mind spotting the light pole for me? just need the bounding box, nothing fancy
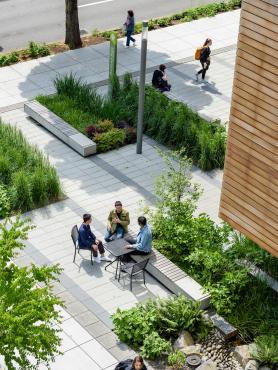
[136,21,148,154]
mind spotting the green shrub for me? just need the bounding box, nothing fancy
[141,332,171,360]
[168,350,186,369]
[28,41,50,58]
[96,119,113,132]
[0,52,20,66]
[112,295,211,351]
[0,184,11,218]
[112,305,157,348]
[94,128,125,152]
[251,335,278,368]
[230,232,278,280]
[144,296,212,340]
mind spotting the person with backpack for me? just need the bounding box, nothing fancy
[124,10,136,47]
[195,38,212,82]
[115,356,147,370]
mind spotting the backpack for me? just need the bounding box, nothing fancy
[114,359,133,370]
[195,46,204,60]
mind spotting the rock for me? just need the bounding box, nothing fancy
[182,344,201,355]
[245,360,259,370]
[233,345,252,367]
[259,367,271,370]
[173,331,194,350]
[196,360,218,370]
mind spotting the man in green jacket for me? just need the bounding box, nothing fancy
[104,201,130,242]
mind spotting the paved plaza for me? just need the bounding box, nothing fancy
[0,10,239,370]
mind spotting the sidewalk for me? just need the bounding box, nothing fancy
[0,10,239,370]
[0,9,239,112]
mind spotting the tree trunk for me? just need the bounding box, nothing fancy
[65,0,82,49]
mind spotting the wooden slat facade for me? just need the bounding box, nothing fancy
[219,0,278,257]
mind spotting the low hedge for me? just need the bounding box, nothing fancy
[0,121,62,217]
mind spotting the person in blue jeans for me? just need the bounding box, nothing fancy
[105,201,130,242]
[124,10,136,47]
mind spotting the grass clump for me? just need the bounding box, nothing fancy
[0,122,62,216]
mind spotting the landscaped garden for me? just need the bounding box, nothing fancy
[37,74,226,170]
[112,150,278,370]
[0,122,62,218]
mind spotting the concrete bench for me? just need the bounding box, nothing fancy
[130,247,210,309]
[24,100,96,157]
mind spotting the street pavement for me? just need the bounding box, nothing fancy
[0,10,239,370]
[0,8,239,122]
[0,0,220,51]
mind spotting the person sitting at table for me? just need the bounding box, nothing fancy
[105,201,130,242]
[126,216,152,256]
[78,213,111,263]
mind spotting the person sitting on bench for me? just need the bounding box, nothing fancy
[152,64,171,92]
[105,201,130,242]
[126,216,152,256]
[78,213,111,263]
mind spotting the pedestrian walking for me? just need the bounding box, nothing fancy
[195,38,212,82]
[124,10,136,47]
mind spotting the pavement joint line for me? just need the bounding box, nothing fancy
[88,155,158,204]
[0,43,236,114]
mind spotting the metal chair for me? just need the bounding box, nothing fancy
[71,225,93,265]
[118,258,149,291]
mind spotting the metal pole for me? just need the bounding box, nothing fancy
[108,32,118,98]
[136,21,148,154]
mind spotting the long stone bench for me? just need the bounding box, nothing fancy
[130,247,210,309]
[24,100,96,157]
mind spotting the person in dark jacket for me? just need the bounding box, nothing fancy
[152,64,171,92]
[78,213,111,263]
[115,356,147,370]
[124,10,136,47]
[196,38,212,82]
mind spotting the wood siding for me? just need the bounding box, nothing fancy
[219,0,278,257]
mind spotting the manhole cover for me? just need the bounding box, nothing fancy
[186,354,202,368]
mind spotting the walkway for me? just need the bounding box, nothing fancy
[0,9,239,112]
[0,9,239,370]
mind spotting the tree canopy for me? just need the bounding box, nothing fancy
[0,217,63,369]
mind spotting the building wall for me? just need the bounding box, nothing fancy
[219,0,278,257]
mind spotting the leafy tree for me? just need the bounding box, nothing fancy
[65,0,82,49]
[0,217,63,369]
